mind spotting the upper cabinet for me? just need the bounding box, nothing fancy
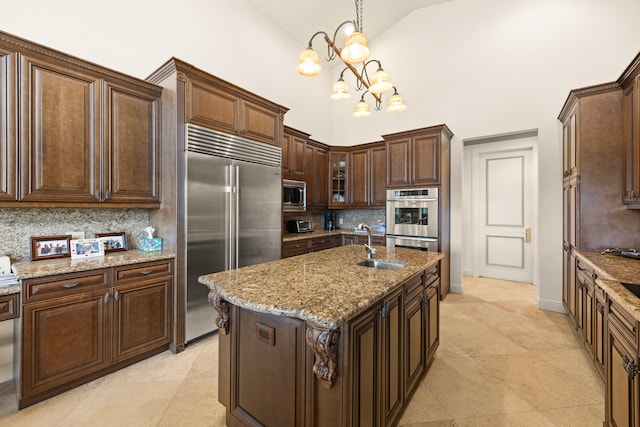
[350,142,386,208]
[185,71,287,147]
[0,30,162,207]
[306,139,329,208]
[0,46,16,201]
[619,53,640,208]
[282,126,308,179]
[329,151,348,208]
[384,126,452,188]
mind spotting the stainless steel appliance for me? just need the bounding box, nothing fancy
[286,219,314,233]
[283,179,306,212]
[185,124,282,342]
[386,188,439,251]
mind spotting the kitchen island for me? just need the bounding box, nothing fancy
[199,244,443,427]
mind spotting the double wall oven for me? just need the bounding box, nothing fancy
[386,188,439,252]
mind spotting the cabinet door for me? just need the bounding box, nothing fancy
[381,288,403,426]
[412,134,440,186]
[386,137,411,188]
[104,81,160,204]
[19,54,101,202]
[606,319,640,427]
[329,152,348,207]
[594,296,606,380]
[186,79,237,135]
[282,128,307,179]
[111,277,172,363]
[583,278,595,360]
[370,144,387,206]
[623,80,640,206]
[426,282,440,360]
[350,148,369,207]
[348,303,380,427]
[312,145,329,207]
[239,99,281,147]
[21,289,110,399]
[0,47,16,201]
[404,291,425,399]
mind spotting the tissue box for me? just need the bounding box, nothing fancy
[138,238,163,252]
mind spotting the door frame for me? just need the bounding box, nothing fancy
[463,130,539,286]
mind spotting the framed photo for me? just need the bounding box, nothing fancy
[96,232,128,253]
[31,235,72,261]
[70,238,105,259]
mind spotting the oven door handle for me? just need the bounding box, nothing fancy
[388,235,438,242]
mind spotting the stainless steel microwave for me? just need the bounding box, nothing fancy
[283,179,306,212]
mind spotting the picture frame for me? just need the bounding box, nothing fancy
[70,238,105,259]
[96,232,128,253]
[30,235,72,261]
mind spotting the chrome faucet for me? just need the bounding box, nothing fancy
[357,223,377,260]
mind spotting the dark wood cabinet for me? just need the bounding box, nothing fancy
[186,77,285,147]
[19,259,173,408]
[381,287,403,426]
[0,30,162,208]
[0,293,18,321]
[282,126,308,179]
[307,139,329,208]
[605,299,639,427]
[620,54,640,208]
[0,46,16,201]
[403,273,425,400]
[384,127,451,188]
[425,267,440,362]
[594,284,606,381]
[576,260,597,360]
[329,151,348,208]
[350,142,386,208]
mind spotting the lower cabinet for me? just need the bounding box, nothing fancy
[19,259,173,408]
[605,299,640,427]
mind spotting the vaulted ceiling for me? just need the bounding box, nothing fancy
[244,0,454,46]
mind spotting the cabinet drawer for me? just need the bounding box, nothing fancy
[23,269,110,303]
[282,240,310,258]
[310,237,334,252]
[404,273,424,305]
[0,293,19,321]
[424,265,439,287]
[608,298,638,345]
[114,260,173,284]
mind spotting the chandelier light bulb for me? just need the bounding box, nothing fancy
[369,67,393,94]
[340,32,370,64]
[331,78,351,100]
[353,99,371,118]
[297,48,321,76]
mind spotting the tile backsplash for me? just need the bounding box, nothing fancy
[0,208,150,262]
[286,209,385,232]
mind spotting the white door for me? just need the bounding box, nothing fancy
[473,143,535,283]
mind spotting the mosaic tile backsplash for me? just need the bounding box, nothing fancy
[0,208,150,262]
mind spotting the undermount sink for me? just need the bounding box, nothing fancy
[621,283,640,299]
[357,259,407,270]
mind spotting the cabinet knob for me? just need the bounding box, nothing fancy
[63,282,79,289]
[104,292,110,304]
[114,290,120,301]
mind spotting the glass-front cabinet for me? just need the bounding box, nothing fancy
[329,152,348,208]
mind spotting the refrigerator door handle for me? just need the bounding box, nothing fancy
[228,165,236,271]
[234,165,240,270]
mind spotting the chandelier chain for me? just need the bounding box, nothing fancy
[355,0,363,33]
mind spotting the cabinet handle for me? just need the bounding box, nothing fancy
[140,270,152,275]
[596,301,604,314]
[379,302,390,318]
[104,190,111,200]
[622,355,639,379]
[63,282,79,289]
[104,292,110,304]
[577,265,587,272]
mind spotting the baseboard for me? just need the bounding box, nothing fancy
[537,297,566,313]
[450,282,463,294]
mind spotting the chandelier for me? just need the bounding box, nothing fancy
[296,0,407,118]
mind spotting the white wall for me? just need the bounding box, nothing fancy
[0,1,639,381]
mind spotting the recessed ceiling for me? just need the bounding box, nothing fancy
[244,0,454,46]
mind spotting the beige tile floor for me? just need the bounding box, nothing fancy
[0,276,604,426]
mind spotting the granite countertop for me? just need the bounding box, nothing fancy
[199,245,443,330]
[574,250,640,322]
[11,250,176,280]
[0,283,21,296]
[283,229,385,242]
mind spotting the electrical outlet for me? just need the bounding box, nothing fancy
[338,217,344,225]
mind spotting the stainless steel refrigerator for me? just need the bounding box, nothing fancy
[185,124,282,342]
